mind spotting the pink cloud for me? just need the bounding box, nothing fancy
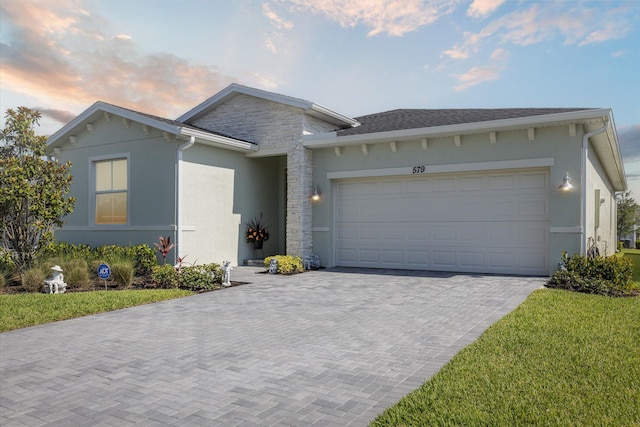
[0,0,240,122]
[467,0,506,18]
[275,0,459,37]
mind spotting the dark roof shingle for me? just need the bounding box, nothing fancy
[338,108,595,136]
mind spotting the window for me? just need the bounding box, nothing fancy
[95,158,128,224]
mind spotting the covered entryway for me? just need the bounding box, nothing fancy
[334,169,550,275]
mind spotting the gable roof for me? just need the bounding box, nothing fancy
[46,101,257,153]
[177,83,360,128]
[338,108,595,136]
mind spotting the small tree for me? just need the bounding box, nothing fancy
[0,107,75,270]
[617,191,639,239]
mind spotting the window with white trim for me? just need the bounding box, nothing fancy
[94,158,128,224]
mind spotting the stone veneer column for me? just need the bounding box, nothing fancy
[286,143,313,259]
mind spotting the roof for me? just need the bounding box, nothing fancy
[46,101,257,153]
[178,83,359,128]
[338,108,595,136]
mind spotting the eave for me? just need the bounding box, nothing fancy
[177,83,359,128]
[45,101,256,155]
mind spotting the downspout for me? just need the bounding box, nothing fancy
[176,136,195,261]
[580,117,610,254]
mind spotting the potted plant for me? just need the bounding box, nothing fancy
[246,213,270,249]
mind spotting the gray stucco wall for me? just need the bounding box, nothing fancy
[52,114,178,252]
[310,124,595,275]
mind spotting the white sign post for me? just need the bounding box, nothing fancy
[98,263,111,290]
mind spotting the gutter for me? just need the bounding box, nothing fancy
[176,136,195,261]
[580,117,610,254]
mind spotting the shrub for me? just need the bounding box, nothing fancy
[548,252,635,296]
[636,240,640,250]
[40,242,93,261]
[151,264,179,288]
[264,255,303,274]
[125,244,157,275]
[20,268,46,293]
[64,263,91,290]
[178,265,218,291]
[617,241,624,252]
[111,261,134,288]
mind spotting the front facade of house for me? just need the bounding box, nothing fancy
[46,84,626,276]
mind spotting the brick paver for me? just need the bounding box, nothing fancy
[0,267,544,426]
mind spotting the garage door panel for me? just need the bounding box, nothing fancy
[335,169,549,275]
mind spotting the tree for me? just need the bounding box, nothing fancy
[617,191,639,239]
[0,107,75,270]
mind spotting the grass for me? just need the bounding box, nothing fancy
[622,248,640,284]
[371,289,640,426]
[0,289,193,332]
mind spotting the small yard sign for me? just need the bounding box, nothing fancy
[98,263,111,290]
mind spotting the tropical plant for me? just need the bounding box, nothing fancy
[246,213,270,243]
[154,236,175,264]
[0,107,75,270]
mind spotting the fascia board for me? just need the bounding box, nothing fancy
[46,102,181,150]
[304,108,613,148]
[177,83,358,128]
[177,83,312,122]
[179,127,257,152]
[308,103,360,127]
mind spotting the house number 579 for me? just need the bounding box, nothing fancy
[412,166,426,174]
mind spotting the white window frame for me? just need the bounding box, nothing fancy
[89,153,130,226]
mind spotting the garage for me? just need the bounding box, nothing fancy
[334,169,550,275]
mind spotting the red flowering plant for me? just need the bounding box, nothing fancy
[246,213,270,244]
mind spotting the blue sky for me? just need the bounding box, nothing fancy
[1,0,639,196]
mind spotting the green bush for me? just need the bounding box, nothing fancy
[548,252,635,296]
[125,244,157,275]
[151,264,179,288]
[40,242,93,261]
[178,264,218,291]
[20,268,46,293]
[636,240,640,250]
[264,255,303,274]
[618,241,624,252]
[111,261,134,288]
[62,259,91,290]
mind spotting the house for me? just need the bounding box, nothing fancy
[45,84,627,276]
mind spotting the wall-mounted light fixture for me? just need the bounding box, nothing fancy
[559,172,574,191]
[311,187,321,201]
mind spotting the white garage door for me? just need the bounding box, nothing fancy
[334,169,549,275]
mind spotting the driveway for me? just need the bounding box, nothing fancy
[0,267,545,426]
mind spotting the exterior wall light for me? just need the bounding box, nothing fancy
[559,172,574,191]
[311,187,321,201]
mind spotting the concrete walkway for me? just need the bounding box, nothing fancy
[0,267,545,426]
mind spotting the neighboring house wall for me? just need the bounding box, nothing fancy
[54,115,178,251]
[310,124,589,275]
[180,144,282,264]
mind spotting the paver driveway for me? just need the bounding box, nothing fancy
[0,267,545,426]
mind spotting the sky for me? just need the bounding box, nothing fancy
[1,0,639,196]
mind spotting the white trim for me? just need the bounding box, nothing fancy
[326,158,554,180]
[550,226,583,233]
[312,227,330,232]
[180,127,257,152]
[177,83,359,127]
[304,108,612,148]
[246,145,290,157]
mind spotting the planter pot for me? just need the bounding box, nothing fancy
[254,240,264,250]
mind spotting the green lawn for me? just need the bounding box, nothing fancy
[0,289,193,332]
[622,248,640,284]
[371,289,640,426]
